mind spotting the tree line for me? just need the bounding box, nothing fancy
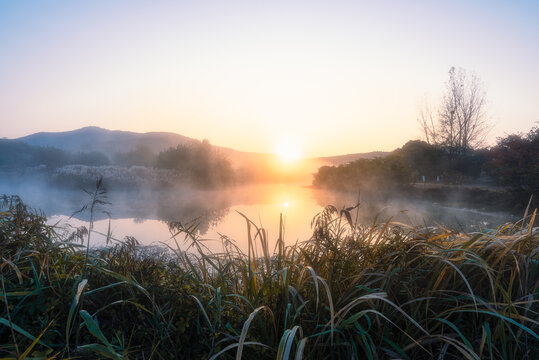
[0,138,236,188]
[312,125,538,205]
[0,140,111,168]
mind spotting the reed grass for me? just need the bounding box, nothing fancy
[0,193,537,359]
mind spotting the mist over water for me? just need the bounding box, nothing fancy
[313,188,517,231]
[0,176,518,252]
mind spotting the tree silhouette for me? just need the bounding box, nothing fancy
[419,67,489,156]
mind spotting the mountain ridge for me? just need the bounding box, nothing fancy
[15,126,389,165]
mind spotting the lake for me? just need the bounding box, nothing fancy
[1,182,517,252]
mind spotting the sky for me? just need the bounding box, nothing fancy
[1,0,538,157]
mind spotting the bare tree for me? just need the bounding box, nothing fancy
[418,67,489,155]
[418,95,439,145]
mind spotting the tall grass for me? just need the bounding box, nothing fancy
[0,191,537,359]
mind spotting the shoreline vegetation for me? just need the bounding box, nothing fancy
[312,124,539,212]
[4,125,537,212]
[0,194,537,359]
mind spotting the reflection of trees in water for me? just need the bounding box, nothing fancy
[154,189,231,235]
[160,205,229,236]
[165,208,229,236]
[0,179,233,233]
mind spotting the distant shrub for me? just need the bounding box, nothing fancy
[156,139,235,188]
[114,145,156,167]
[72,151,111,166]
[488,125,539,205]
[313,154,413,192]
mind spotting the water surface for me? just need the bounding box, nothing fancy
[1,182,517,252]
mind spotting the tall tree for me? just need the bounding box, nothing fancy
[419,67,489,155]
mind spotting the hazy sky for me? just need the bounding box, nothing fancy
[1,0,538,156]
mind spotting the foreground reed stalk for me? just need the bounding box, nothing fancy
[0,195,537,359]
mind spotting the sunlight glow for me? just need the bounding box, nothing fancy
[275,138,302,163]
[1,1,536,153]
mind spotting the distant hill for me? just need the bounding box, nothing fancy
[15,126,389,166]
[17,126,197,154]
[316,151,389,166]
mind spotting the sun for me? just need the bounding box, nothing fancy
[275,138,302,163]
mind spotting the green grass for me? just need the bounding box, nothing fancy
[0,193,537,359]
